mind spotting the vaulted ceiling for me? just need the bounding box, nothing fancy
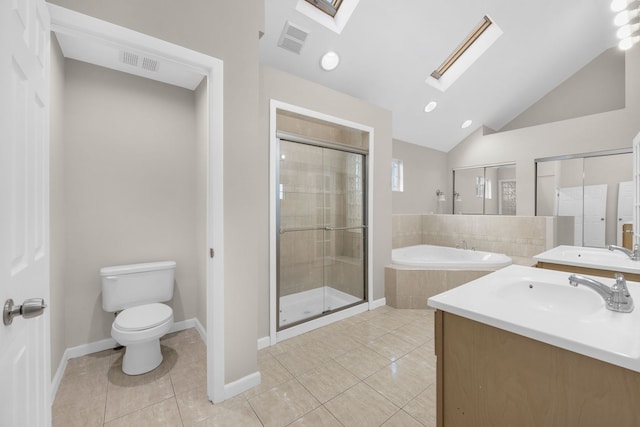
[260,0,619,152]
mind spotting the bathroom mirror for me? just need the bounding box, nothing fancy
[535,149,633,248]
[453,163,516,215]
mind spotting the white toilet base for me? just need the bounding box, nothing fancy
[122,338,163,375]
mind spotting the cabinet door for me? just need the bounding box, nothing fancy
[439,312,640,426]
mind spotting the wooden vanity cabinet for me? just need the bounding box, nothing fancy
[536,261,640,282]
[434,310,640,427]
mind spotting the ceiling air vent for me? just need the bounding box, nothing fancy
[277,21,309,55]
[121,51,139,67]
[120,50,160,73]
[141,57,159,72]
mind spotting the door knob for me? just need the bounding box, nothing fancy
[3,298,47,326]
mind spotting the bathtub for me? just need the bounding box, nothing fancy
[392,244,512,270]
[386,244,512,309]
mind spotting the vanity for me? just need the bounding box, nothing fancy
[428,265,640,427]
[534,245,640,281]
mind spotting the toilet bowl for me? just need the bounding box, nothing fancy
[100,261,176,375]
[111,303,173,375]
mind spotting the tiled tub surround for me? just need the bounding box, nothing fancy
[387,214,556,309]
[393,214,557,260]
[386,268,489,309]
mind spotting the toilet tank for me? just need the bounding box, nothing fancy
[100,261,176,312]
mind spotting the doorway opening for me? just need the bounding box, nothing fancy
[48,4,225,403]
[269,101,374,344]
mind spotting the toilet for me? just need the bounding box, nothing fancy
[100,261,176,375]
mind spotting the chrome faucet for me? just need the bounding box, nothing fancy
[608,244,640,261]
[456,240,468,250]
[568,273,634,313]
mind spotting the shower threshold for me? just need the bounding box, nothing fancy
[279,286,361,327]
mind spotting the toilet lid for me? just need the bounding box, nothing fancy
[115,303,173,332]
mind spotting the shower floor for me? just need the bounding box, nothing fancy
[279,286,361,326]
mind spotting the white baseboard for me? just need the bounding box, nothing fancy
[50,317,204,404]
[369,297,386,310]
[185,317,206,344]
[257,336,271,350]
[50,336,120,405]
[224,371,261,399]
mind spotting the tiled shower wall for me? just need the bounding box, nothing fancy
[392,214,556,259]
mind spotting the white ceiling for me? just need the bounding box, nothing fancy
[260,0,619,152]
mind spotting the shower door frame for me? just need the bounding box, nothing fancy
[276,136,368,331]
[269,100,375,345]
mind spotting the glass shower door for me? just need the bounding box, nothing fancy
[277,139,366,329]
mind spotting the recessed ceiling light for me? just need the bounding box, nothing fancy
[614,9,639,26]
[320,51,340,71]
[461,119,473,129]
[424,101,438,113]
[617,23,639,39]
[619,36,640,50]
[611,0,629,12]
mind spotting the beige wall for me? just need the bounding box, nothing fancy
[48,0,263,384]
[502,48,626,132]
[259,65,393,338]
[392,139,449,214]
[50,34,66,378]
[447,47,640,216]
[61,59,198,345]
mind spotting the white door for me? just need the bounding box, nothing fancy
[583,184,607,248]
[618,181,634,246]
[0,0,51,425]
[557,186,584,246]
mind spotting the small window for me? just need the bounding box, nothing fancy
[475,176,484,198]
[304,0,343,17]
[392,159,404,192]
[475,176,492,199]
[485,179,492,199]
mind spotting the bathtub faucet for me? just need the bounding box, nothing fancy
[456,240,468,250]
[568,273,634,313]
[608,244,640,261]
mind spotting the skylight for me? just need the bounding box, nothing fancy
[426,15,503,92]
[304,0,343,17]
[296,0,359,34]
[431,16,493,80]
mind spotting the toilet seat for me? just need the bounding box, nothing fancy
[114,303,173,332]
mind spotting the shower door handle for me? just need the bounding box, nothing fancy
[280,226,324,234]
[280,225,368,234]
[324,225,368,231]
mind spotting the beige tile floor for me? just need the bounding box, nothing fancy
[53,306,437,426]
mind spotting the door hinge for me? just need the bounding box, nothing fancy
[209,248,215,258]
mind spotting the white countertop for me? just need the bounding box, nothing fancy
[533,245,640,275]
[427,265,640,373]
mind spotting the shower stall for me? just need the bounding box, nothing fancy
[276,136,367,330]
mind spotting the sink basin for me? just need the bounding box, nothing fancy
[495,279,604,316]
[533,245,640,275]
[428,265,640,373]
